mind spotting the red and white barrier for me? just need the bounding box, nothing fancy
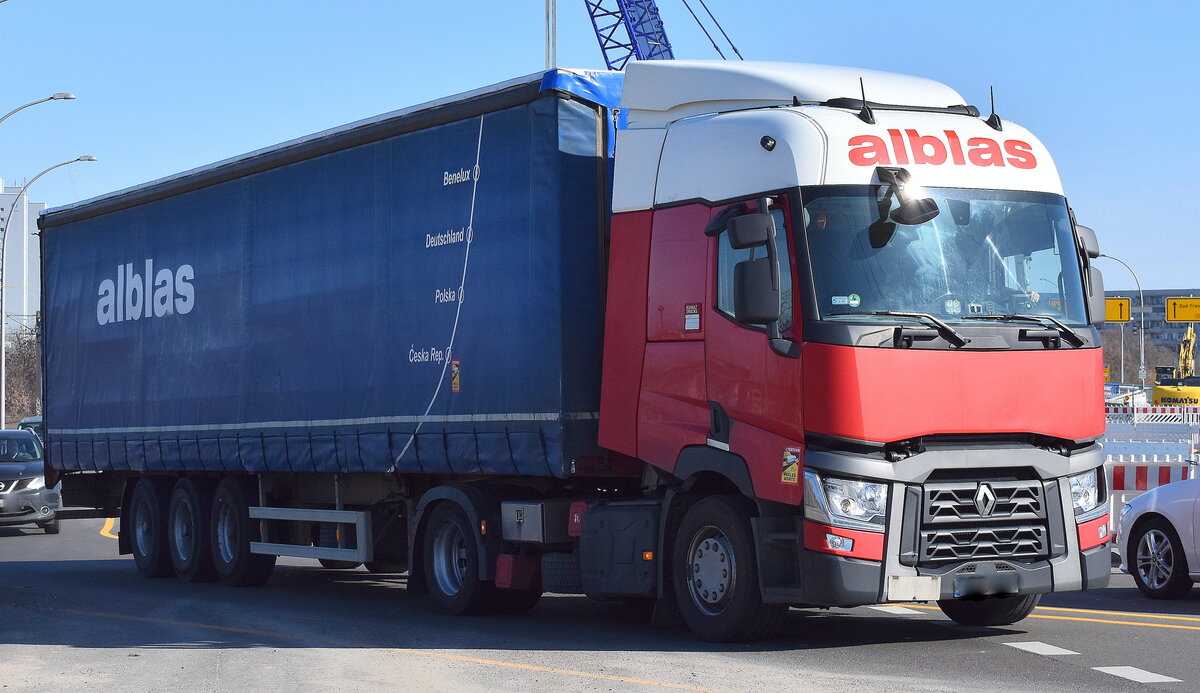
[1105,405,1200,424]
[1107,462,1194,492]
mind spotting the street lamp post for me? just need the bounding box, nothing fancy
[1099,253,1146,389]
[0,93,75,128]
[0,156,98,426]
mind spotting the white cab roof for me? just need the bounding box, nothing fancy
[621,60,968,128]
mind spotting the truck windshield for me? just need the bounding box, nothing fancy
[800,186,1088,325]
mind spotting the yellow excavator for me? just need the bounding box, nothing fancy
[1152,323,1200,405]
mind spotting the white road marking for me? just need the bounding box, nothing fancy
[1092,666,1182,684]
[1003,641,1079,656]
[870,606,921,615]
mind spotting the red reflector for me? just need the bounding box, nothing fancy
[568,502,588,537]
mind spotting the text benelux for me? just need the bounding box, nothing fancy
[97,260,194,325]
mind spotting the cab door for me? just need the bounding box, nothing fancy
[704,197,806,505]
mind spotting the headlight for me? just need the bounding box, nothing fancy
[25,476,46,491]
[1068,469,1105,519]
[804,470,888,532]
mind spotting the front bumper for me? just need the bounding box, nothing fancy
[0,485,60,527]
[795,541,1110,606]
[777,443,1111,606]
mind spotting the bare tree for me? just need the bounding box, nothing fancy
[4,326,40,425]
[1100,327,1178,385]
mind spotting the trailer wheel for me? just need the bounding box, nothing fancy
[672,495,786,642]
[130,478,173,578]
[422,502,496,615]
[168,478,217,582]
[363,561,405,574]
[210,478,276,587]
[937,594,1041,626]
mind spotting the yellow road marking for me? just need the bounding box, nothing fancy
[892,603,1200,631]
[1035,605,1200,623]
[99,517,118,539]
[55,608,721,692]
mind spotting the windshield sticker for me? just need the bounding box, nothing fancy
[832,296,849,306]
[847,294,861,308]
[968,302,984,314]
[945,298,962,315]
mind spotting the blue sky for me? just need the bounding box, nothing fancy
[1,1,1194,290]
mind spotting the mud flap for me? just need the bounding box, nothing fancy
[752,515,805,603]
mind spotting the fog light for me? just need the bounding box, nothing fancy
[826,534,854,552]
[40,506,50,515]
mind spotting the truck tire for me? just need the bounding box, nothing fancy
[937,594,1041,626]
[130,478,173,578]
[210,478,276,587]
[422,502,497,615]
[363,561,405,573]
[672,495,786,642]
[168,478,217,582]
[1130,518,1194,599]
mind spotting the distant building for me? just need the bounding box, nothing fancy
[0,178,46,334]
[1101,288,1200,349]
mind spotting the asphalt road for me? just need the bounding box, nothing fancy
[2,518,1197,692]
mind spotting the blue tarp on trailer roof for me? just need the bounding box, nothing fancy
[42,80,611,478]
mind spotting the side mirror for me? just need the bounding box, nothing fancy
[726,212,775,250]
[1087,266,1105,327]
[733,257,780,324]
[1076,224,1101,260]
[890,197,940,226]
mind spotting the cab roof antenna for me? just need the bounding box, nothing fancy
[985,86,1003,131]
[857,78,875,125]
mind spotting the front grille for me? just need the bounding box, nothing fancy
[919,479,1050,564]
[924,480,1043,523]
[922,524,1048,562]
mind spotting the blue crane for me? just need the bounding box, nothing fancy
[584,0,675,71]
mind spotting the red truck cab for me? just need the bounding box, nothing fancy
[599,60,1109,637]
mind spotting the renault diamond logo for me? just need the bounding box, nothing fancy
[974,483,997,517]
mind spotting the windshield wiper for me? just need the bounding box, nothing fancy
[961,313,1086,347]
[829,310,969,348]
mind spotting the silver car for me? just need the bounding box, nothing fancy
[1118,477,1199,598]
[0,430,60,534]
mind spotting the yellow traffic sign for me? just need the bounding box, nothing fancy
[1105,297,1132,322]
[1166,297,1200,323]
[1104,366,1111,382]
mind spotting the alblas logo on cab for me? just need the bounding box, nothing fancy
[848,129,1037,169]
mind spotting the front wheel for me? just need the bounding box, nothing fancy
[671,495,785,642]
[937,594,1041,626]
[1130,519,1194,599]
[38,518,60,535]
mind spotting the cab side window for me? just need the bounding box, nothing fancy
[715,208,793,331]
